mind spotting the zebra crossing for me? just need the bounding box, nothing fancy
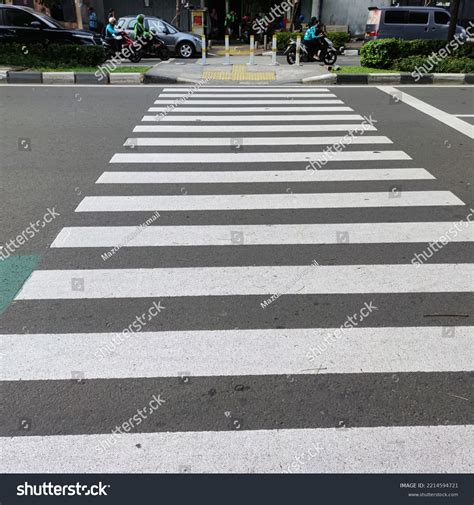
[1,85,472,474]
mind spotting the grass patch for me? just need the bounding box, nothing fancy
[32,66,151,73]
[333,66,398,74]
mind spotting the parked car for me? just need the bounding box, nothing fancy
[365,6,468,41]
[0,4,102,45]
[116,16,202,58]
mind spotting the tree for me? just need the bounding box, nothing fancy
[448,0,461,41]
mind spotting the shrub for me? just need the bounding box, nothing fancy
[360,39,401,69]
[361,38,474,69]
[0,43,105,68]
[395,55,474,73]
[275,32,298,50]
[327,32,350,50]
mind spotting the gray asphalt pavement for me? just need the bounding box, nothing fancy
[0,84,472,473]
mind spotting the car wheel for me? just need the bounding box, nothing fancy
[177,41,195,59]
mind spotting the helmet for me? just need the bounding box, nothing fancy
[108,17,116,24]
[137,14,145,22]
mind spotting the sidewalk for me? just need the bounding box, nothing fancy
[145,54,329,84]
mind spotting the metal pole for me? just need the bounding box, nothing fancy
[263,34,267,50]
[247,34,256,65]
[200,35,207,65]
[271,34,278,65]
[224,34,231,65]
[296,35,301,66]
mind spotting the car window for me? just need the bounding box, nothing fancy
[434,11,450,25]
[148,19,167,32]
[163,21,178,34]
[4,8,39,27]
[384,10,409,24]
[408,11,429,24]
[116,18,125,29]
[127,19,137,29]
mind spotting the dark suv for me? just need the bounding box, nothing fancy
[0,5,102,45]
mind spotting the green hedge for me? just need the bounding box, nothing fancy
[275,31,349,51]
[361,38,474,69]
[396,55,474,73]
[327,32,350,50]
[0,43,105,68]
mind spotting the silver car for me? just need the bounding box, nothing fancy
[117,16,202,58]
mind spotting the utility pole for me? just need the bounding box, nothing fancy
[448,0,461,41]
[175,0,180,29]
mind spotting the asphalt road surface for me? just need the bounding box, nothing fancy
[0,84,472,473]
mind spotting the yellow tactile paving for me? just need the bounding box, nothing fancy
[203,64,275,81]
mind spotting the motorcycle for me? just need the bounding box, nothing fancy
[102,30,170,63]
[102,30,143,63]
[285,35,338,66]
[139,30,171,60]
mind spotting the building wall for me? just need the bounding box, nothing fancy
[101,0,177,23]
[320,0,391,37]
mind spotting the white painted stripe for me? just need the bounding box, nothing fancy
[51,221,471,248]
[2,426,471,473]
[149,106,354,113]
[110,151,411,164]
[162,87,331,92]
[2,327,472,381]
[159,94,341,98]
[378,86,474,139]
[455,114,474,117]
[75,192,463,212]
[123,136,392,147]
[142,114,364,122]
[155,99,342,104]
[133,124,377,133]
[98,168,430,184]
[15,264,473,299]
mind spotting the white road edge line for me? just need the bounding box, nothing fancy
[377,86,474,139]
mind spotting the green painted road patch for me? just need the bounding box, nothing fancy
[0,255,41,314]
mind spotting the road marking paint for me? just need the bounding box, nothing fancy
[133,124,377,133]
[161,87,332,92]
[1,426,471,473]
[110,151,410,164]
[141,114,364,122]
[15,264,473,299]
[51,221,470,248]
[75,191,462,212]
[154,99,342,105]
[98,168,430,184]
[148,106,354,113]
[377,86,474,139]
[158,93,340,98]
[2,326,472,380]
[122,136,392,147]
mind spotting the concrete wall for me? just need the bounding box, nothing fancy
[320,0,391,37]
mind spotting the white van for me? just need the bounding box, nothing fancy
[365,6,467,41]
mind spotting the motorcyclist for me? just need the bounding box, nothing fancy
[303,17,323,61]
[105,17,122,52]
[134,14,151,41]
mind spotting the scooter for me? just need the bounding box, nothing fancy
[285,35,337,65]
[139,30,171,60]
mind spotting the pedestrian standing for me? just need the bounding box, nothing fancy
[88,7,98,32]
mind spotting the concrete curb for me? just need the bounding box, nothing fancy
[42,72,75,84]
[7,71,42,84]
[75,72,108,84]
[302,73,473,85]
[302,73,337,85]
[109,73,143,84]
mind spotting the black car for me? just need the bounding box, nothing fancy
[0,5,102,45]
